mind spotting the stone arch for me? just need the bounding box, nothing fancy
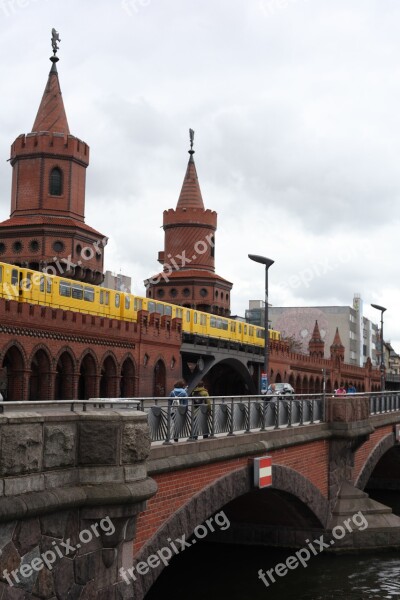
[55,349,76,400]
[120,355,136,397]
[302,375,308,394]
[288,373,295,388]
[275,372,282,384]
[309,376,315,393]
[153,359,166,397]
[295,375,301,393]
[100,353,118,398]
[315,376,321,393]
[1,342,27,401]
[29,346,52,401]
[78,351,99,400]
[134,464,329,599]
[355,433,395,490]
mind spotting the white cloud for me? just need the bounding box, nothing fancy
[0,0,399,349]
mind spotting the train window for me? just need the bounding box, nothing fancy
[186,311,191,322]
[40,276,44,293]
[115,293,120,308]
[156,303,164,315]
[165,305,172,317]
[176,308,183,319]
[25,273,32,291]
[194,312,198,324]
[100,290,110,305]
[239,324,242,334]
[72,285,83,300]
[47,279,52,293]
[221,319,228,331]
[249,326,254,336]
[11,269,18,285]
[148,301,155,313]
[0,266,2,282]
[230,322,236,333]
[200,314,206,326]
[244,325,247,334]
[125,296,130,309]
[210,317,216,328]
[60,281,71,297]
[134,298,142,311]
[84,287,94,302]
[100,290,104,304]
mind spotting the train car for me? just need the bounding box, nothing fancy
[0,260,281,349]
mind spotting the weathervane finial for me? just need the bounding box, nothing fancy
[51,28,61,56]
[189,128,195,151]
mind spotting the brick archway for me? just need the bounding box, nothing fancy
[355,433,396,490]
[1,343,26,400]
[133,464,329,599]
[29,347,52,400]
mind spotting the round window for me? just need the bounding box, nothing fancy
[29,240,40,252]
[157,289,165,298]
[53,241,65,253]
[0,243,6,255]
[183,288,190,297]
[170,288,178,298]
[12,241,22,253]
[200,288,208,297]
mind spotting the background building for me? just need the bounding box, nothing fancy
[102,271,132,293]
[247,294,380,367]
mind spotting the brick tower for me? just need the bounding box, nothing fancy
[145,130,232,315]
[330,327,345,363]
[308,320,325,358]
[0,33,106,284]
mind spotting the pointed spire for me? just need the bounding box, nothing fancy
[176,129,205,210]
[311,320,323,342]
[31,29,70,135]
[332,327,344,347]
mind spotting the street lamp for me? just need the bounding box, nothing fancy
[248,254,275,393]
[371,303,387,392]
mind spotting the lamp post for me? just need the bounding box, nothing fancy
[248,254,274,393]
[371,303,387,392]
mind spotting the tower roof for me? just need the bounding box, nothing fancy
[310,320,323,342]
[331,327,344,348]
[31,58,70,135]
[176,150,205,210]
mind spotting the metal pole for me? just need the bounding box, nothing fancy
[380,310,385,392]
[265,265,269,388]
[371,303,386,393]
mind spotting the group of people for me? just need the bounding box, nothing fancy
[335,383,357,395]
[168,379,211,441]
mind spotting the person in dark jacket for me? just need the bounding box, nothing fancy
[169,380,188,442]
[191,381,210,439]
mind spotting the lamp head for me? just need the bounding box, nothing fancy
[371,303,387,313]
[248,254,274,269]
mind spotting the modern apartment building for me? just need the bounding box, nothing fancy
[246,295,380,367]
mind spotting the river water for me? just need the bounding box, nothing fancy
[145,542,400,599]
[145,490,400,599]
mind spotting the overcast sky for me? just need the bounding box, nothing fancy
[0,0,399,350]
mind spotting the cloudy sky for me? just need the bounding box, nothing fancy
[0,0,399,350]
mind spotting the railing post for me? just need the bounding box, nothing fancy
[209,397,216,439]
[299,397,304,425]
[261,398,266,431]
[188,398,197,441]
[228,397,235,436]
[163,403,173,445]
[287,397,292,427]
[275,397,280,429]
[245,397,251,433]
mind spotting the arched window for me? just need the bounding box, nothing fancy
[49,167,63,196]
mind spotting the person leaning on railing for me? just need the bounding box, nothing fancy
[191,380,211,439]
[168,380,188,442]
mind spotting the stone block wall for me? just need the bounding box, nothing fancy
[0,409,157,598]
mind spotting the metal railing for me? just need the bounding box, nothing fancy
[0,398,140,414]
[142,395,324,443]
[369,392,400,414]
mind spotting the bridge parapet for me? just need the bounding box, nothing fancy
[0,407,157,598]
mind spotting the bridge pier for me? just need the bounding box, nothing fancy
[0,408,157,598]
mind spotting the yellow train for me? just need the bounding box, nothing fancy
[0,262,280,348]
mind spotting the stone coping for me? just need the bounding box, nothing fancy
[0,408,147,423]
[0,478,157,522]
